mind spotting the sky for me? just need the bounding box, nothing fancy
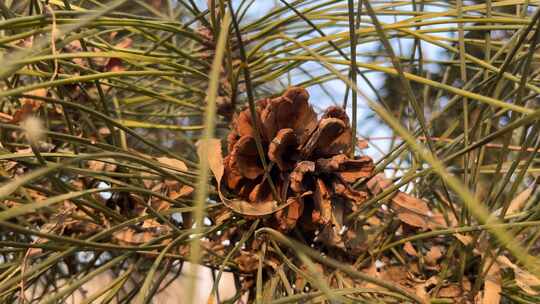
[232,1,454,160]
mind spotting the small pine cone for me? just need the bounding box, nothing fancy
[223,87,374,237]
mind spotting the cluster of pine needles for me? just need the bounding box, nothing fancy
[1,0,540,303]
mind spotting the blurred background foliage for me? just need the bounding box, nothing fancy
[1,0,540,303]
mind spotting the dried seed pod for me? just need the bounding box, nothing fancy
[220,87,374,232]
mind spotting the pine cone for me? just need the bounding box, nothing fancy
[223,87,374,238]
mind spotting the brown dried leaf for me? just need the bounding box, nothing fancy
[426,212,448,230]
[88,158,117,172]
[198,139,281,216]
[104,38,133,71]
[482,262,501,304]
[425,246,443,266]
[106,58,125,72]
[115,37,133,49]
[404,242,418,256]
[27,189,47,202]
[114,218,170,246]
[398,211,427,228]
[392,192,447,229]
[415,276,438,303]
[392,192,431,215]
[12,89,47,123]
[157,156,188,173]
[150,199,171,212]
[455,233,473,246]
[515,272,540,296]
[438,284,462,298]
[113,228,153,245]
[380,265,410,287]
[507,187,533,215]
[229,197,281,216]
[366,216,381,226]
[64,218,100,234]
[366,173,393,195]
[198,138,224,182]
[169,185,194,199]
[497,256,540,295]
